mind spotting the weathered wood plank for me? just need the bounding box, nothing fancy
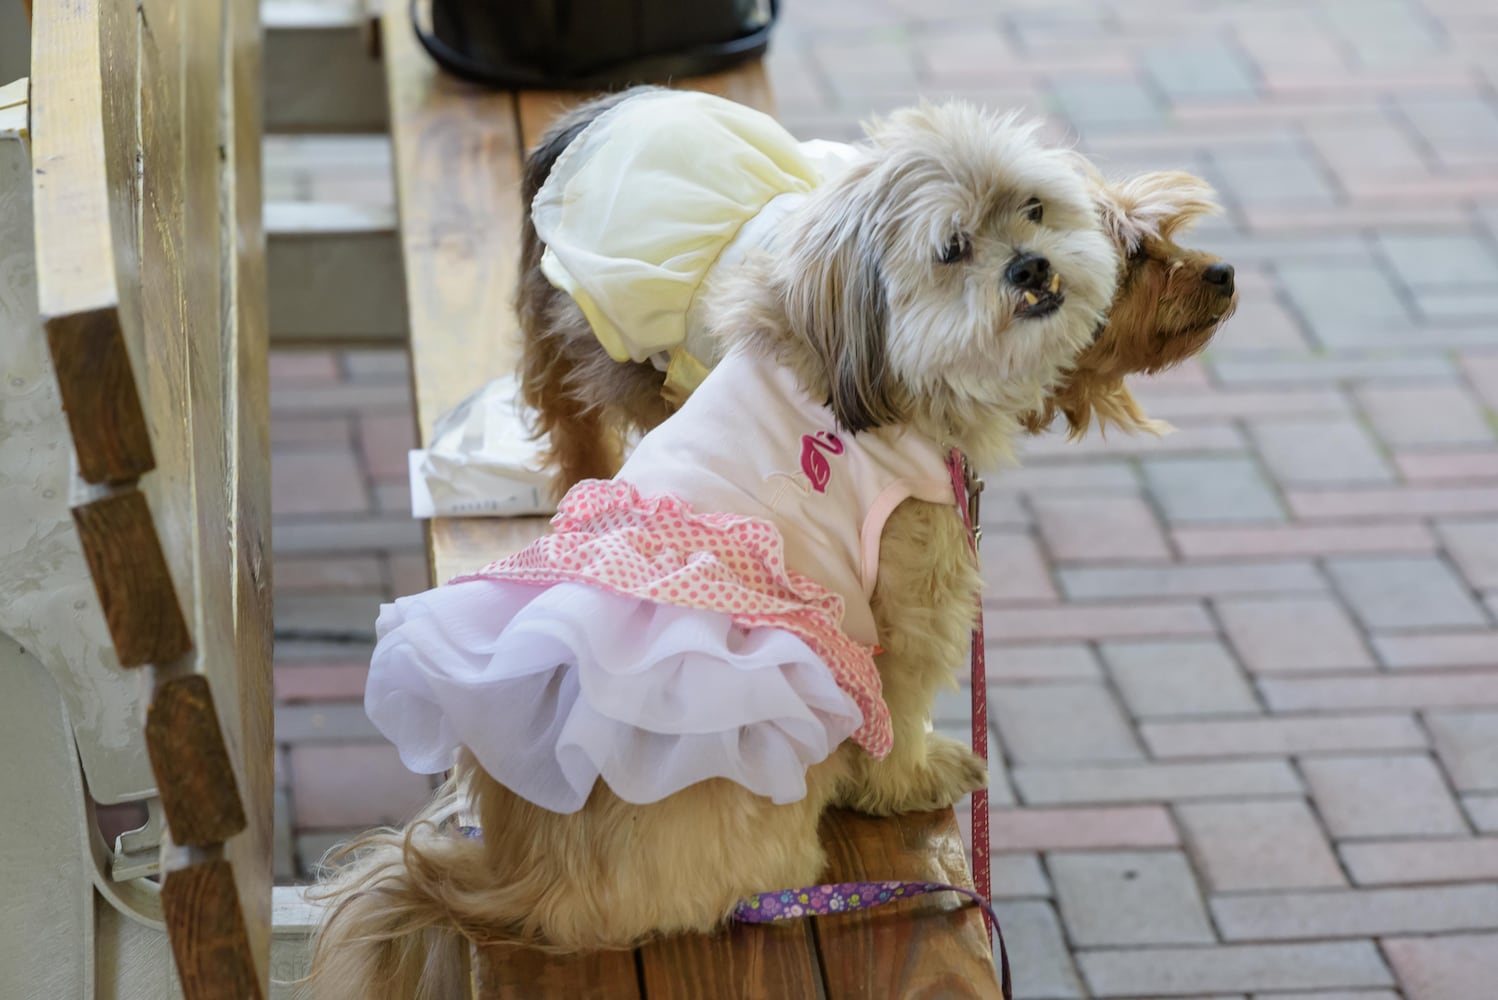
[71,487,193,667]
[638,922,822,1000]
[179,1,266,963]
[515,90,586,149]
[675,62,775,107]
[145,674,248,847]
[26,0,120,319]
[227,0,276,975]
[43,306,155,482]
[137,0,194,598]
[99,0,142,366]
[383,7,523,438]
[160,859,265,1000]
[475,945,640,1000]
[513,63,774,153]
[30,0,153,485]
[813,808,1000,1000]
[383,6,548,581]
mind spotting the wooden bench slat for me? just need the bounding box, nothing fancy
[98,0,144,370]
[145,674,249,847]
[637,922,822,1000]
[383,10,522,437]
[383,8,553,579]
[130,0,274,976]
[813,809,1000,999]
[27,0,122,319]
[173,0,276,972]
[475,944,640,1000]
[668,65,776,108]
[29,0,156,483]
[512,64,773,161]
[160,859,266,1000]
[44,306,156,483]
[515,91,585,148]
[70,486,194,667]
[227,0,279,965]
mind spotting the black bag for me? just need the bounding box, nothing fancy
[411,0,778,90]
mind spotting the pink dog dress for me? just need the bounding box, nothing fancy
[365,347,956,813]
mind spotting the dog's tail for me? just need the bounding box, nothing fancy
[301,829,472,1000]
[301,778,540,1000]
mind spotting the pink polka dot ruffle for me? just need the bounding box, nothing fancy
[451,480,891,758]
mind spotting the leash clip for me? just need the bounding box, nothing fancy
[960,453,984,550]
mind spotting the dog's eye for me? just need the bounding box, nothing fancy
[938,232,972,265]
[1023,198,1044,224]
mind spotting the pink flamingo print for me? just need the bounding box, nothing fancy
[799,431,844,493]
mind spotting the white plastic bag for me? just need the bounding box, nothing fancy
[408,374,555,518]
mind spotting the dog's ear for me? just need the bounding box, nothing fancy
[1067,381,1173,440]
[1093,171,1220,252]
[1021,398,1059,436]
[779,178,902,434]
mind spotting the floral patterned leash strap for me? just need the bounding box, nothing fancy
[456,823,1011,995]
[733,879,1011,999]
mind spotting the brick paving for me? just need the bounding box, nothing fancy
[268,0,1498,994]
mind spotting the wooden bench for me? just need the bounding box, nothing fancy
[377,8,1001,997]
[0,0,273,994]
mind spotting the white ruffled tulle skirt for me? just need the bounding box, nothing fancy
[365,577,863,813]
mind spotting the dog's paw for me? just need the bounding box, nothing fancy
[919,736,989,809]
[840,736,988,816]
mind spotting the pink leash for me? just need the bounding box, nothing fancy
[732,448,1006,996]
[948,449,992,943]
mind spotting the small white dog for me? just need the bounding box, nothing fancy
[308,96,1118,999]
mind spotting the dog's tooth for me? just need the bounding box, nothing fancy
[1023,291,1039,305]
[1049,274,1061,293]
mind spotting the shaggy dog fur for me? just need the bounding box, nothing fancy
[517,91,1237,498]
[306,99,1118,999]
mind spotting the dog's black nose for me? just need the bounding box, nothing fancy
[1006,253,1052,291]
[1203,262,1235,294]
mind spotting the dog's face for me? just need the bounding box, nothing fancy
[1023,171,1238,438]
[1089,171,1237,379]
[762,103,1119,450]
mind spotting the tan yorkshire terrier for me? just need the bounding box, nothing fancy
[1029,167,1238,439]
[516,93,1237,497]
